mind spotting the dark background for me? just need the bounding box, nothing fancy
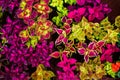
[102,0,120,23]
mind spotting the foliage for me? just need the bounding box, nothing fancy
[77,56,106,80]
[31,64,55,80]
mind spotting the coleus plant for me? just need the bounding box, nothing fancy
[57,54,78,80]
[76,56,106,80]
[76,0,101,6]
[69,21,86,42]
[50,41,76,59]
[50,50,70,59]
[18,0,53,47]
[77,40,105,63]
[55,16,72,45]
[100,43,120,63]
[67,0,111,22]
[50,0,76,26]
[69,17,102,42]
[68,7,86,22]
[19,15,53,47]
[102,29,119,45]
[0,62,29,80]
[18,0,52,20]
[0,15,54,68]
[50,0,68,26]
[100,17,114,30]
[0,0,19,13]
[115,15,120,28]
[31,64,55,80]
[78,42,97,63]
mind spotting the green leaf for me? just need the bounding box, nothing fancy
[64,0,76,5]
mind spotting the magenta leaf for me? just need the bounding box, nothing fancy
[6,16,12,23]
[88,7,94,14]
[66,19,72,24]
[88,42,95,49]
[43,33,50,39]
[57,61,65,68]
[62,51,70,56]
[69,58,76,64]
[55,35,64,45]
[62,38,68,44]
[62,17,67,23]
[84,55,89,63]
[68,11,75,18]
[96,0,101,4]
[65,28,71,35]
[55,28,63,34]
[76,0,85,6]
[95,12,104,20]
[50,51,60,58]
[88,50,97,57]
[64,24,71,29]
[70,47,76,52]
[88,14,95,21]
[78,48,85,55]
[106,44,112,49]
[78,7,86,15]
[97,40,105,47]
[71,66,76,70]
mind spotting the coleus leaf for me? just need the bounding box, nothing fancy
[55,35,64,45]
[49,51,60,58]
[88,50,97,57]
[76,0,85,6]
[84,55,89,63]
[115,15,120,27]
[50,51,70,59]
[78,48,85,55]
[31,64,55,80]
[55,28,63,34]
[78,7,86,15]
[96,0,101,4]
[88,42,95,49]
